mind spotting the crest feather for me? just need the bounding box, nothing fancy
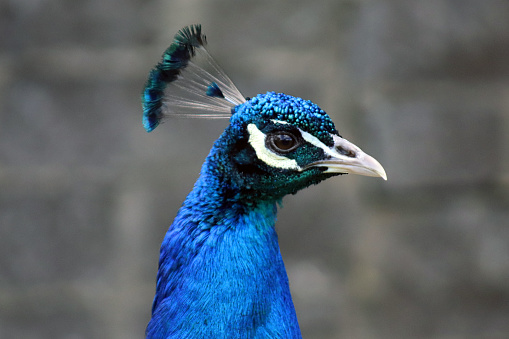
[142,24,245,132]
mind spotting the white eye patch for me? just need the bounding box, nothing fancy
[271,120,333,156]
[246,122,336,171]
[247,123,301,170]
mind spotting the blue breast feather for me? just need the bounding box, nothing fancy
[146,171,301,338]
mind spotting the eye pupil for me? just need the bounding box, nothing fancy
[268,132,298,153]
[274,134,294,150]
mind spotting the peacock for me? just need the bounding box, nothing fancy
[142,25,386,339]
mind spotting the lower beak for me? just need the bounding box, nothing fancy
[305,135,387,180]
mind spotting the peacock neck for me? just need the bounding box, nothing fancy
[148,169,302,338]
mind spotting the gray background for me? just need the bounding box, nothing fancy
[2,1,509,338]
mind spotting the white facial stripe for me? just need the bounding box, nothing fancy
[271,119,289,125]
[298,129,337,158]
[272,121,335,158]
[247,124,301,170]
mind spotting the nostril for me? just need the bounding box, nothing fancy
[336,146,356,158]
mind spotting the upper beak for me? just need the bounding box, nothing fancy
[304,134,387,180]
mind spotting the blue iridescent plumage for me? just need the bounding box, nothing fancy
[206,82,225,98]
[142,25,387,338]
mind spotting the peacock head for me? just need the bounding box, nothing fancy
[142,25,386,203]
[206,91,386,202]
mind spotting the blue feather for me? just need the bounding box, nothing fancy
[206,82,225,98]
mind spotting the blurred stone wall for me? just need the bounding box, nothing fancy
[1,1,508,338]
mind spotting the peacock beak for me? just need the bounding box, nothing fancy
[304,134,387,180]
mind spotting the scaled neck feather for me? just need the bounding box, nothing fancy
[147,154,302,338]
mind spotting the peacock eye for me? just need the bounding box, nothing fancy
[267,132,299,153]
